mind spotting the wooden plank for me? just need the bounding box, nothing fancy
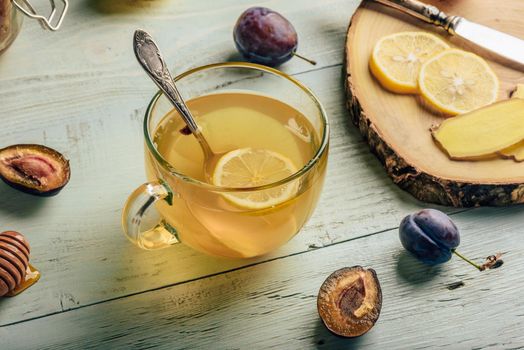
[0,0,359,81]
[0,0,357,325]
[0,63,459,326]
[0,0,463,326]
[1,207,522,349]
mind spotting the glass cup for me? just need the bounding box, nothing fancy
[122,62,329,258]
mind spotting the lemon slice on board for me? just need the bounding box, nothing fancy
[370,32,449,94]
[418,49,499,115]
[211,148,299,209]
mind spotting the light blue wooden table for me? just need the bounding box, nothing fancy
[0,1,523,349]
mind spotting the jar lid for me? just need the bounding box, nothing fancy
[12,0,68,31]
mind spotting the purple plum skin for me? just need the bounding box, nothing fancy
[233,7,298,66]
[399,209,460,265]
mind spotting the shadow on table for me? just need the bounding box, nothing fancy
[0,182,46,218]
[63,247,274,344]
[312,318,368,349]
[86,0,170,14]
[0,296,8,308]
[396,250,442,285]
[224,51,244,63]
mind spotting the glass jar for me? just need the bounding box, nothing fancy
[0,0,68,55]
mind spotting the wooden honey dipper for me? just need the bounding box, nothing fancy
[0,231,40,297]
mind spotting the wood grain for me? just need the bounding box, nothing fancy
[345,0,524,207]
[2,1,522,349]
[0,63,460,327]
[0,0,460,328]
[1,207,523,349]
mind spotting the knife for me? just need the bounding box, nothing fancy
[373,0,524,66]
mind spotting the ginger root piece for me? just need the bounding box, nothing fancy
[500,141,524,162]
[432,99,524,160]
[500,85,524,162]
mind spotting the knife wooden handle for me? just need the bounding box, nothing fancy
[373,0,459,32]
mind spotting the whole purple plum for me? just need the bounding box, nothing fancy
[399,209,460,265]
[233,7,298,66]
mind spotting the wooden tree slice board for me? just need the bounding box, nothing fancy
[345,0,524,207]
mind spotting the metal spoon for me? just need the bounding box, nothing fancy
[133,29,221,181]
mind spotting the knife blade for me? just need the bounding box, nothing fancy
[373,0,524,66]
[452,18,524,66]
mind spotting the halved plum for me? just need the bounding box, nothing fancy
[0,144,70,196]
[317,266,382,338]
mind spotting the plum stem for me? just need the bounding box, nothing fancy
[292,52,317,65]
[452,250,482,271]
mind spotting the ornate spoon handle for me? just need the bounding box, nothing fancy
[133,29,201,134]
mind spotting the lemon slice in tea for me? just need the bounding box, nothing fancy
[212,148,299,209]
[370,32,449,94]
[418,49,499,115]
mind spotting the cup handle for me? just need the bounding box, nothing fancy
[122,180,180,250]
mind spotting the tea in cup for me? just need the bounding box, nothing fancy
[122,63,329,258]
